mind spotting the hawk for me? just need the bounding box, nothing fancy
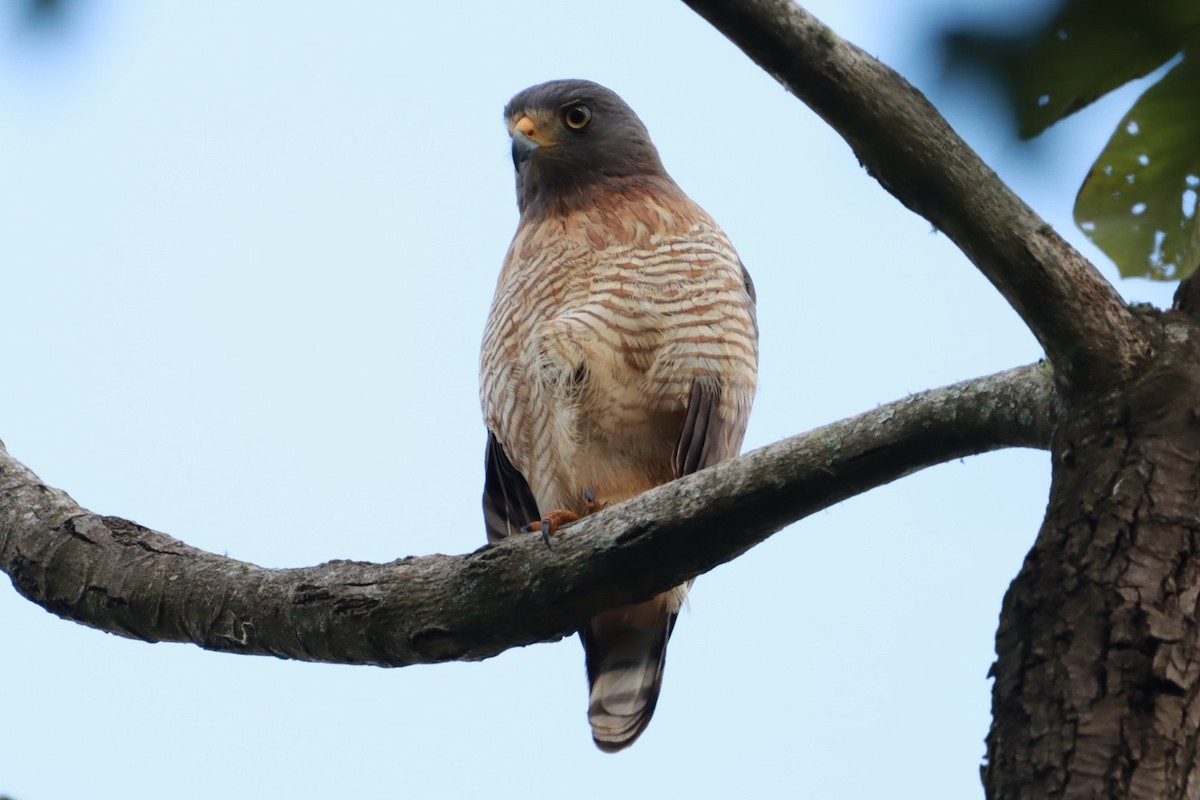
[479,79,758,752]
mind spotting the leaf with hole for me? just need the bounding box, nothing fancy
[1074,59,1200,280]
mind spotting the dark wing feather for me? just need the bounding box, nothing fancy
[740,258,760,340]
[673,379,724,478]
[672,260,756,479]
[482,430,540,543]
[739,257,757,304]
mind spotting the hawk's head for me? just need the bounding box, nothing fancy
[503,79,668,215]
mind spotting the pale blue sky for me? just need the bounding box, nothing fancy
[1,2,1176,799]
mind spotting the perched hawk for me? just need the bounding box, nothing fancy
[479,79,758,752]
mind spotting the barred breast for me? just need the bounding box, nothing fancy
[479,178,758,518]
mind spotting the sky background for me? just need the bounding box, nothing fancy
[1,2,1179,799]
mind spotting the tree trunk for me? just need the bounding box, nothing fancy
[987,307,1200,799]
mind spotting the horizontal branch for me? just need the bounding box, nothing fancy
[1,363,1053,667]
[682,0,1152,391]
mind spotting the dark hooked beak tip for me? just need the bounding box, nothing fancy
[511,131,540,170]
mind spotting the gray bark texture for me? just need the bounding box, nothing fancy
[986,315,1200,798]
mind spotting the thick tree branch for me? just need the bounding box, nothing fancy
[682,0,1152,391]
[2,364,1052,666]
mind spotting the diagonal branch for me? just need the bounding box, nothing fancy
[682,0,1152,391]
[1,364,1052,667]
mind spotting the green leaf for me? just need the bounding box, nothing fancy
[941,0,1200,138]
[1012,0,1197,137]
[1074,58,1200,281]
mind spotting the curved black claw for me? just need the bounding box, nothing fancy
[519,516,555,550]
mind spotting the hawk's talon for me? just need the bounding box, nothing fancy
[521,508,580,550]
[584,488,606,514]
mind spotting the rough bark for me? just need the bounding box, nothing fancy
[680,0,1151,391]
[1,365,1052,666]
[987,310,1200,800]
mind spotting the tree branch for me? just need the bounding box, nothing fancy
[681,0,1152,391]
[1,364,1053,666]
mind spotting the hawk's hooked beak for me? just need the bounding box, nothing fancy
[510,115,542,170]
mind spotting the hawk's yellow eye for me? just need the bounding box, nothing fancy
[564,104,592,130]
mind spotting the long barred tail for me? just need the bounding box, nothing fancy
[581,592,680,752]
